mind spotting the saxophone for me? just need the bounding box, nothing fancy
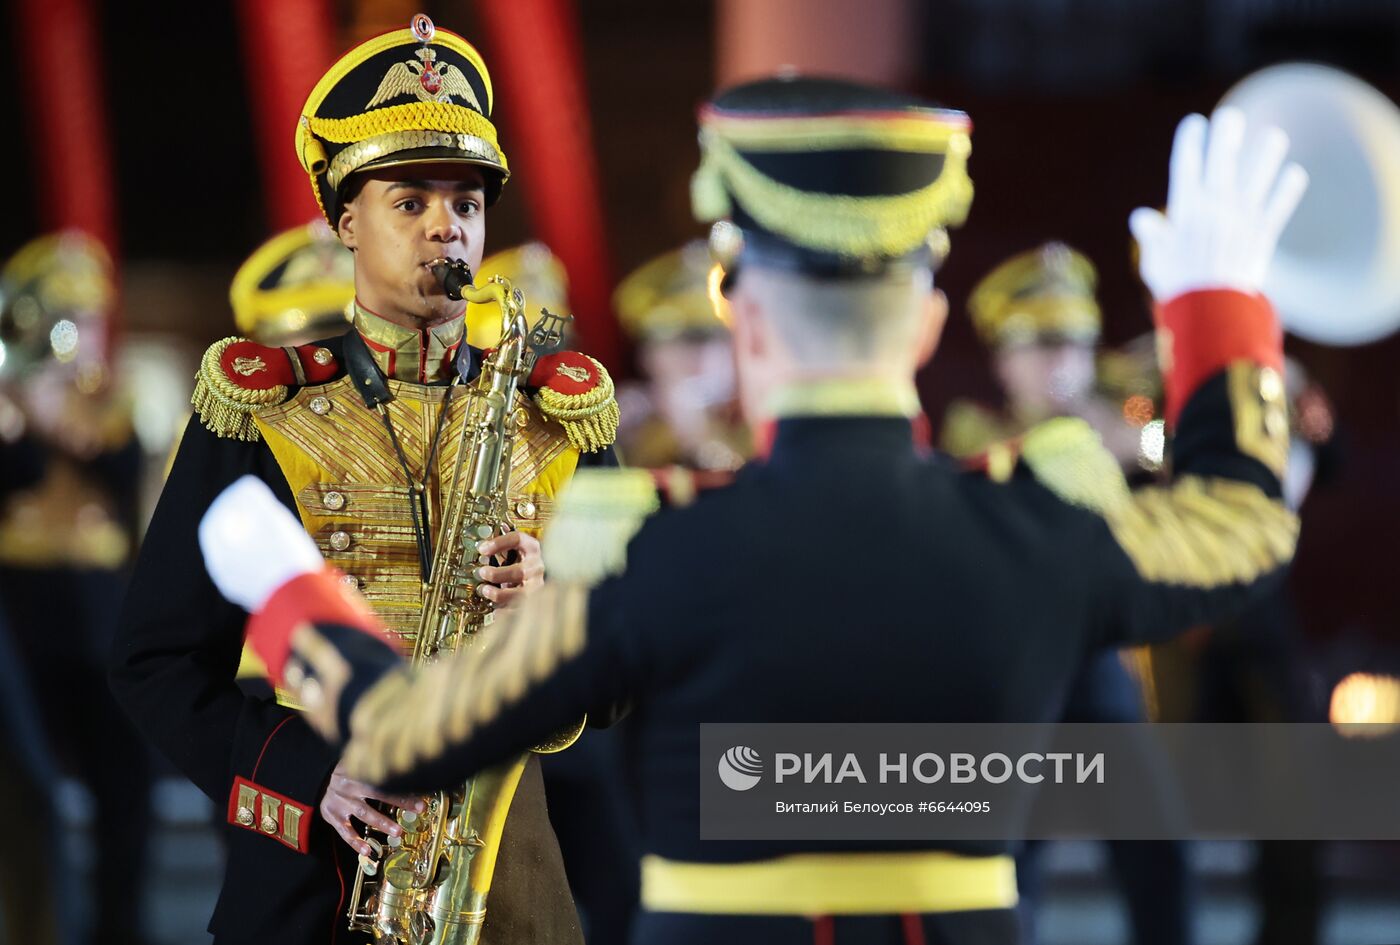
[346,260,558,945]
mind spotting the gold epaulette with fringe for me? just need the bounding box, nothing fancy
[1019,416,1132,514]
[1019,416,1297,589]
[541,468,660,584]
[529,351,620,453]
[190,337,292,442]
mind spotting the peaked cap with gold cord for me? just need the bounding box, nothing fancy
[295,13,509,226]
[613,240,727,341]
[968,242,1101,347]
[230,221,355,345]
[691,75,973,281]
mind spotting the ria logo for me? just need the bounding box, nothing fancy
[718,746,763,791]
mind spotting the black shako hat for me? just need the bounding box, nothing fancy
[691,75,973,281]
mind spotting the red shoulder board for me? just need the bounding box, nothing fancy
[193,336,342,441]
[529,350,601,393]
[215,339,339,390]
[526,351,619,453]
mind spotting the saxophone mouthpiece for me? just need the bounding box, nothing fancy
[429,259,475,301]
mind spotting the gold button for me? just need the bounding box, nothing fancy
[514,498,536,520]
[329,531,351,552]
[260,815,278,834]
[340,573,360,589]
[236,806,255,827]
[1258,367,1283,403]
[313,348,333,366]
[323,491,346,511]
[310,396,332,415]
[514,409,530,429]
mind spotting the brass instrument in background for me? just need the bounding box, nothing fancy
[347,260,564,945]
[1220,63,1400,347]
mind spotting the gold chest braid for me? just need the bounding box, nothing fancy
[253,375,578,649]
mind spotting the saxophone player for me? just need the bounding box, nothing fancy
[229,81,1307,945]
[111,14,616,945]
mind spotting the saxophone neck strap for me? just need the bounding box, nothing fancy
[343,329,394,409]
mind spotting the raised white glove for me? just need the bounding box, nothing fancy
[199,475,325,612]
[1130,107,1309,301]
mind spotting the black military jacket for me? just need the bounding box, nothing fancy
[232,291,1299,945]
[111,330,608,944]
[311,354,1296,860]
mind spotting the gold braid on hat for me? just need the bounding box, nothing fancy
[968,242,1102,347]
[691,113,973,260]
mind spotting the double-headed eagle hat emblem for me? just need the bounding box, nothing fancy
[296,13,510,227]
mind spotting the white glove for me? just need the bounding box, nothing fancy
[1130,107,1309,301]
[199,475,325,612]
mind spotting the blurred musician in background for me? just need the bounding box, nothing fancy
[230,221,357,349]
[944,242,1193,945]
[613,241,749,472]
[0,231,152,945]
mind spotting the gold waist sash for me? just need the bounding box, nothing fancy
[640,851,1018,916]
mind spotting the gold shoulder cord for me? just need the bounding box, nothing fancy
[333,468,660,783]
[532,356,620,454]
[190,337,289,442]
[690,113,973,260]
[1020,411,1297,589]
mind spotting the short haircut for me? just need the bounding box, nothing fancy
[739,265,933,369]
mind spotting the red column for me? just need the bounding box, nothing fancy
[472,0,623,370]
[14,0,119,257]
[237,0,338,231]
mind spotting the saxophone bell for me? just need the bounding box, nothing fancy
[429,259,475,302]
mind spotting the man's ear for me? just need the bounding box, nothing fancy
[914,288,948,369]
[729,284,768,361]
[337,202,357,252]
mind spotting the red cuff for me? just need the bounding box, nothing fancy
[227,775,313,853]
[244,568,384,686]
[1157,289,1283,428]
